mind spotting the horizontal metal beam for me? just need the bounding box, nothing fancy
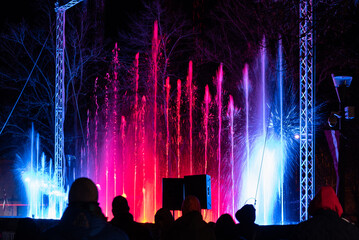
[55,0,83,12]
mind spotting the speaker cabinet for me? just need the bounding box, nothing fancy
[162,178,184,210]
[184,174,211,209]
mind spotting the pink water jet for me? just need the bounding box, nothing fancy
[204,85,211,174]
[177,79,181,178]
[86,109,90,178]
[187,61,193,175]
[228,95,235,217]
[216,63,223,218]
[134,52,139,217]
[165,77,170,178]
[152,21,160,212]
[121,116,126,197]
[94,77,99,183]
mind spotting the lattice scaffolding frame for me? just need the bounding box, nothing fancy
[54,0,83,192]
[299,0,315,221]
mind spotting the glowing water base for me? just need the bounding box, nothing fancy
[79,32,298,224]
[17,124,67,219]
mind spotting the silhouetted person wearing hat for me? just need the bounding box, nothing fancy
[110,195,153,240]
[41,177,128,240]
[290,186,359,240]
[165,195,216,240]
[235,204,258,240]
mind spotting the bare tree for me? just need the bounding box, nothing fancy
[114,0,195,86]
[0,0,105,160]
[193,0,300,95]
[194,0,359,100]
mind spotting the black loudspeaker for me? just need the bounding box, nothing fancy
[184,174,211,209]
[162,178,185,210]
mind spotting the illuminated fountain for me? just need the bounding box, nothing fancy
[18,34,297,224]
[18,30,297,224]
[80,21,298,224]
[16,123,67,219]
[15,16,300,223]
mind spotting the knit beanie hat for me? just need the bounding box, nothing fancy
[308,185,343,217]
[68,177,98,203]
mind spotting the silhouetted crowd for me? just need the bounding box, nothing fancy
[13,177,359,240]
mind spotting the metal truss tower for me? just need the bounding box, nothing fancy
[299,0,315,221]
[54,0,83,192]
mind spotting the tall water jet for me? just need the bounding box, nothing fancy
[134,52,139,216]
[121,116,126,197]
[113,44,119,198]
[187,61,193,175]
[216,64,223,218]
[165,77,171,178]
[204,85,211,174]
[237,37,290,225]
[36,133,40,178]
[86,109,90,178]
[243,64,250,178]
[259,36,267,221]
[277,38,285,224]
[152,21,160,211]
[104,73,110,217]
[228,95,235,217]
[29,124,34,217]
[140,96,147,222]
[177,79,182,178]
[261,37,267,136]
[94,77,99,183]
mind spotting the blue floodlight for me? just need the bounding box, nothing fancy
[332,74,352,88]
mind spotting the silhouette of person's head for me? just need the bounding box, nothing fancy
[68,177,98,203]
[235,204,256,224]
[216,213,235,227]
[181,195,201,215]
[112,195,130,218]
[155,208,174,228]
[215,213,235,239]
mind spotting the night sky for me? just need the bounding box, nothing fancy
[0,2,358,161]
